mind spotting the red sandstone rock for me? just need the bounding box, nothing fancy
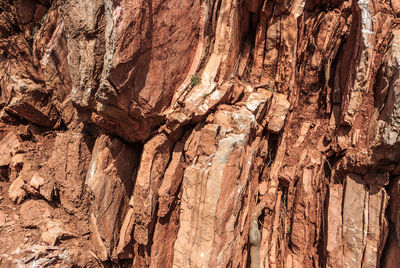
[326,185,344,268]
[86,134,140,260]
[132,134,173,245]
[8,176,26,204]
[1,0,400,267]
[0,131,21,168]
[266,93,290,133]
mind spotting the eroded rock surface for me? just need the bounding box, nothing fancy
[1,0,400,267]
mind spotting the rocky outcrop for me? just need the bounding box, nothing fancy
[1,0,400,267]
[86,134,140,261]
[63,0,202,142]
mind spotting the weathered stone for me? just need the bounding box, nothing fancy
[0,0,400,266]
[363,185,388,267]
[0,211,6,227]
[291,166,318,262]
[89,213,108,261]
[19,199,52,222]
[39,132,92,206]
[157,142,184,217]
[172,97,258,267]
[67,0,202,142]
[86,134,139,259]
[150,195,181,268]
[133,134,172,245]
[30,173,45,190]
[326,184,344,268]
[173,134,248,267]
[343,174,366,268]
[4,78,60,128]
[115,203,135,259]
[27,172,54,201]
[382,177,400,267]
[0,132,21,167]
[41,220,76,246]
[10,153,24,172]
[266,93,290,133]
[246,90,272,121]
[8,176,26,204]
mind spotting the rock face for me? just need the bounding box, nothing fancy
[1,0,400,267]
[86,134,140,260]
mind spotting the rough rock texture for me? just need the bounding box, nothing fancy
[1,0,400,267]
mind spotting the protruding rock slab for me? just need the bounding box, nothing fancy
[86,134,140,260]
[66,0,201,142]
[8,176,26,204]
[133,134,172,245]
[266,93,290,133]
[157,142,185,218]
[173,102,259,267]
[0,131,21,168]
[326,185,344,268]
[343,174,366,268]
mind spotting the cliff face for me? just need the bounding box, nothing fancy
[1,0,400,267]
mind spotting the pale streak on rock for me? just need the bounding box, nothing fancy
[343,174,366,268]
[85,134,139,260]
[342,0,374,126]
[266,93,290,133]
[133,134,172,245]
[363,185,388,267]
[173,134,247,268]
[157,142,185,218]
[326,185,344,268]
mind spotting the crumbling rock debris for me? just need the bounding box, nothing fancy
[1,0,400,267]
[0,131,21,169]
[41,220,76,246]
[8,176,26,204]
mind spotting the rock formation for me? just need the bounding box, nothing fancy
[0,0,399,267]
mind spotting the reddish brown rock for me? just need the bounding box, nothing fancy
[157,141,184,218]
[0,131,21,168]
[4,81,60,128]
[66,0,202,142]
[86,134,139,260]
[172,96,263,267]
[41,220,76,246]
[8,176,26,204]
[343,174,366,267]
[1,0,400,266]
[266,93,290,133]
[364,185,388,267]
[326,185,344,268]
[10,153,24,172]
[37,131,92,206]
[19,199,52,222]
[133,134,172,245]
[382,177,400,267]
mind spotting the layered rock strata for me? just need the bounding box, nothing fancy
[0,0,400,267]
